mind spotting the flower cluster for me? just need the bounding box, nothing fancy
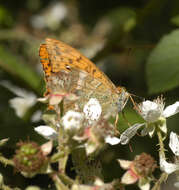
[32,92,179,189]
[118,153,157,190]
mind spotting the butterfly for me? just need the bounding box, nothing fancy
[39,38,129,121]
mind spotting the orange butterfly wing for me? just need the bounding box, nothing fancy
[39,38,117,92]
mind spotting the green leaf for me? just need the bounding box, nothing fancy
[146,29,179,94]
[0,46,41,92]
[171,15,179,27]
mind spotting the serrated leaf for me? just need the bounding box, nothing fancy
[0,46,41,92]
[146,29,179,94]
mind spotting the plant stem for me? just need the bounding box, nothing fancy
[51,152,65,163]
[0,155,14,166]
[57,173,75,186]
[52,174,70,190]
[151,172,168,190]
[156,130,165,159]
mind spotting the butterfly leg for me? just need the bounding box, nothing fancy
[114,113,119,128]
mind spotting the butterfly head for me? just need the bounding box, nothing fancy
[116,86,130,112]
[117,86,139,112]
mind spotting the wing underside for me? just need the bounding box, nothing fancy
[39,38,122,116]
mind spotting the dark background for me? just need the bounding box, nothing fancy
[0,0,179,189]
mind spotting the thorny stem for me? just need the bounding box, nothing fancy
[0,185,20,190]
[57,100,70,173]
[155,130,168,189]
[156,130,165,159]
[151,172,168,190]
[52,174,70,190]
[57,173,75,186]
[0,155,14,167]
[50,152,65,163]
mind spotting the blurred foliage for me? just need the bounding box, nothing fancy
[0,0,179,189]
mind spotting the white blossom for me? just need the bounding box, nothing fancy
[83,98,102,123]
[0,80,37,117]
[160,158,179,174]
[139,99,179,123]
[31,2,67,30]
[34,126,58,140]
[9,95,36,118]
[159,132,179,174]
[61,111,84,132]
[136,98,179,137]
[138,100,164,122]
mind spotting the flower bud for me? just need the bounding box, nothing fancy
[13,141,46,173]
[133,153,157,177]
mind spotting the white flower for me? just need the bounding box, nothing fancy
[83,98,102,123]
[34,126,58,140]
[61,111,84,132]
[136,98,179,137]
[9,95,36,117]
[139,99,179,123]
[31,2,67,30]
[160,158,179,174]
[0,80,37,117]
[159,132,179,174]
[138,99,164,122]
[169,132,179,156]
[118,98,179,144]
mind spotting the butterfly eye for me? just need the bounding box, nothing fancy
[65,65,71,71]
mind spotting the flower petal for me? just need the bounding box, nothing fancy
[85,142,98,155]
[0,138,9,146]
[121,170,138,184]
[41,140,53,156]
[163,101,179,118]
[9,96,36,118]
[138,178,150,190]
[34,126,58,140]
[83,98,102,123]
[117,159,132,169]
[148,125,155,138]
[72,184,94,190]
[105,136,120,145]
[120,123,144,145]
[169,132,179,156]
[138,100,163,122]
[160,158,179,174]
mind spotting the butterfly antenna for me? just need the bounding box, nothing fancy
[128,93,142,113]
[129,143,133,152]
[129,93,145,101]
